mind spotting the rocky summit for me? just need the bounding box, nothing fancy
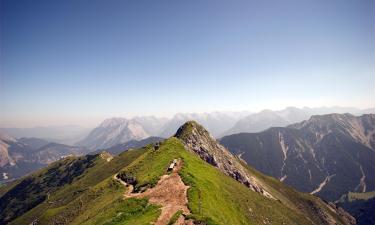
[174,121,274,198]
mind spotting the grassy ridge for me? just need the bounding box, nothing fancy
[3,137,352,225]
[176,140,313,225]
[117,138,314,224]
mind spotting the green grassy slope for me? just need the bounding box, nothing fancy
[4,148,149,225]
[1,154,99,224]
[2,138,352,225]
[116,138,314,224]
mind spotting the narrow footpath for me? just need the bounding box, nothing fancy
[114,159,193,225]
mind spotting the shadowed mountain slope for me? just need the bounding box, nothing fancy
[221,114,375,202]
[1,135,89,183]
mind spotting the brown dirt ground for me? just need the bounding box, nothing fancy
[118,159,193,225]
[174,215,194,225]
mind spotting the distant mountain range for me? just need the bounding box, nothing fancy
[224,106,375,136]
[75,118,151,150]
[221,113,375,202]
[0,134,90,183]
[74,107,375,151]
[91,136,164,155]
[0,125,91,145]
[75,111,250,150]
[159,111,251,137]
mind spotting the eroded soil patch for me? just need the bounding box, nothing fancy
[116,160,192,225]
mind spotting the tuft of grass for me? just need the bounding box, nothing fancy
[167,210,183,225]
[80,197,160,225]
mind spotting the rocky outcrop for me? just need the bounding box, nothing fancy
[174,121,274,199]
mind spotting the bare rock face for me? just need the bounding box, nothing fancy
[174,121,274,199]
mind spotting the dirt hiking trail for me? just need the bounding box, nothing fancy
[115,159,193,225]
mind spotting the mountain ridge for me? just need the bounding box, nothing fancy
[74,107,374,151]
[223,107,373,136]
[0,121,356,225]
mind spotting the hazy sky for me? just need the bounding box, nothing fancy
[1,0,374,127]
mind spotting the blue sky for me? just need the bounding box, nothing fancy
[1,0,374,127]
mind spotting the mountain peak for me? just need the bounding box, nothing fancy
[77,118,149,150]
[174,121,274,198]
[174,120,209,140]
[100,117,129,127]
[310,113,354,120]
